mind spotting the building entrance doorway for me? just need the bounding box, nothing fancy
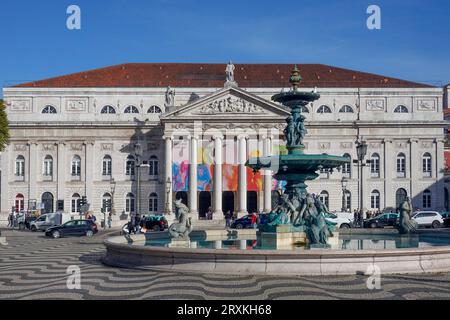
[41,192,54,214]
[175,191,188,206]
[247,191,258,214]
[222,191,235,215]
[199,191,211,218]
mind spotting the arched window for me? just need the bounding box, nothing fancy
[43,155,53,177]
[339,105,354,113]
[15,155,25,177]
[299,106,309,113]
[423,189,431,209]
[102,193,112,213]
[102,155,112,176]
[319,191,329,209]
[317,105,332,113]
[148,105,162,114]
[343,190,351,212]
[101,105,116,114]
[42,105,57,114]
[370,153,380,178]
[370,190,380,209]
[396,188,408,208]
[422,153,432,177]
[394,105,408,113]
[71,193,81,213]
[124,105,139,114]
[149,193,158,213]
[149,156,159,176]
[396,153,406,178]
[342,153,351,178]
[126,155,135,176]
[126,193,135,213]
[71,155,81,177]
[15,194,25,213]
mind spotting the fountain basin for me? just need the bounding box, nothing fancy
[102,230,450,275]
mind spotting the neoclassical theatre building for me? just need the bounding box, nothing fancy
[0,63,447,225]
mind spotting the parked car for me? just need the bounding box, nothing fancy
[325,212,354,229]
[45,220,98,239]
[411,211,443,229]
[440,212,450,227]
[364,213,399,228]
[140,215,168,231]
[30,212,72,232]
[231,214,268,229]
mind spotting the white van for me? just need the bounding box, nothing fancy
[30,212,72,232]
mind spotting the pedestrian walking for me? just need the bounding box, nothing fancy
[107,212,113,229]
[251,212,258,229]
[353,209,358,227]
[225,210,232,229]
[7,212,13,228]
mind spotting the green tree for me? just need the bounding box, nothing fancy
[0,99,10,151]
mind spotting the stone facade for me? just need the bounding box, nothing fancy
[0,64,447,226]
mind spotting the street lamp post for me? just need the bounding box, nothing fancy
[354,140,369,228]
[107,177,116,230]
[341,177,348,212]
[134,143,143,216]
[165,177,172,217]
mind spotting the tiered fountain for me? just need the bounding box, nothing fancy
[246,65,350,247]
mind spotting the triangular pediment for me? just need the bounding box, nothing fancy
[161,86,290,120]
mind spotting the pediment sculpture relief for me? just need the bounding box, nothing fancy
[198,97,265,114]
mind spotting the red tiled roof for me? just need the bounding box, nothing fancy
[13,63,434,89]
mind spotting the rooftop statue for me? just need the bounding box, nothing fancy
[225,61,235,83]
[165,86,175,107]
[169,199,193,239]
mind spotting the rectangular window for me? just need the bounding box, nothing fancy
[396,158,405,178]
[370,158,380,177]
[16,162,25,176]
[149,198,158,212]
[423,158,432,177]
[103,161,112,176]
[423,195,431,208]
[371,195,380,209]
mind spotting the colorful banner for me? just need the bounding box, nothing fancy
[247,167,263,191]
[172,162,189,191]
[198,164,213,191]
[222,164,238,191]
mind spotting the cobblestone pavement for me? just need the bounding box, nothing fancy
[1,229,450,300]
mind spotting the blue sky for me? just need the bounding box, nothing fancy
[0,0,449,94]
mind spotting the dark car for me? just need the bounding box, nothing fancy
[231,214,268,229]
[363,213,399,229]
[140,215,168,231]
[45,220,98,239]
[441,212,450,227]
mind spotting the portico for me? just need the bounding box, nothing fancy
[161,85,289,219]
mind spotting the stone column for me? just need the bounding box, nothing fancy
[84,141,94,209]
[238,135,248,217]
[213,134,223,219]
[164,136,173,217]
[383,140,394,208]
[188,135,198,218]
[263,135,272,213]
[435,139,446,210]
[409,139,418,205]
[57,141,66,207]
[28,141,38,205]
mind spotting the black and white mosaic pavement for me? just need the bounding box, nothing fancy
[1,229,450,300]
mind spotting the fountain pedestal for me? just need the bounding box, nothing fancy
[257,224,307,249]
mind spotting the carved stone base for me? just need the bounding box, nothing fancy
[168,238,191,248]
